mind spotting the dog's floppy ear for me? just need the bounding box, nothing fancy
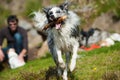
[42,7,50,14]
[59,2,70,11]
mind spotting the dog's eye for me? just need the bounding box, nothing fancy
[49,12,53,15]
[56,10,60,13]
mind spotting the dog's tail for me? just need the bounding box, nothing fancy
[32,11,48,30]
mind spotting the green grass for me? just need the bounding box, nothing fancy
[0,54,55,80]
[0,42,120,80]
[76,50,120,80]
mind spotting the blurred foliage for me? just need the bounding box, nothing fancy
[71,0,120,28]
[93,0,120,18]
[23,0,42,18]
[0,0,120,28]
[51,0,61,4]
[23,0,62,18]
[0,5,11,28]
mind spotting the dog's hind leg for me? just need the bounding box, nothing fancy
[50,47,58,65]
[70,44,79,72]
[65,52,71,69]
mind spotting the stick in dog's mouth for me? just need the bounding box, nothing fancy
[42,16,67,30]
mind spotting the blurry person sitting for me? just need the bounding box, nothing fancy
[0,15,28,70]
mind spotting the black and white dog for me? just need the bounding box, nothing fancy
[33,2,80,80]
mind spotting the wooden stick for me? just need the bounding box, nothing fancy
[42,16,67,30]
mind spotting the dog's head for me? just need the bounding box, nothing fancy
[43,2,69,22]
[42,2,70,30]
[32,2,73,30]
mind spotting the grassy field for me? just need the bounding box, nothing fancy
[0,42,120,80]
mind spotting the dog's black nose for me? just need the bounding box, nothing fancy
[49,15,55,21]
[50,15,55,19]
[49,11,55,20]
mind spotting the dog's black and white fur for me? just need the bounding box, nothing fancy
[33,2,80,80]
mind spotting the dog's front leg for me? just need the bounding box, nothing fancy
[62,67,68,80]
[56,49,65,69]
[70,44,79,72]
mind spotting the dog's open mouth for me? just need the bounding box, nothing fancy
[42,16,67,30]
[55,23,61,29]
[53,17,62,30]
[55,16,67,29]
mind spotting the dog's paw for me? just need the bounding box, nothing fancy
[57,68,62,76]
[70,59,76,72]
[59,62,66,69]
[62,69,68,80]
[62,75,68,80]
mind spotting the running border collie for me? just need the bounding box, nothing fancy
[33,2,80,80]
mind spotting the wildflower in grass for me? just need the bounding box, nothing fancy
[93,67,97,71]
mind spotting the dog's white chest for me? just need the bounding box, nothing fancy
[52,29,77,51]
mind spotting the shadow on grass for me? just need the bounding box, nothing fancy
[45,66,79,80]
[13,66,78,80]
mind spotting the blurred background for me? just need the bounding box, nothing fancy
[0,0,120,60]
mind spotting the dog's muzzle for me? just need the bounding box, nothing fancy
[50,15,55,21]
[50,15,62,29]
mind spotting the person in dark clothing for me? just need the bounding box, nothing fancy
[0,15,28,70]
